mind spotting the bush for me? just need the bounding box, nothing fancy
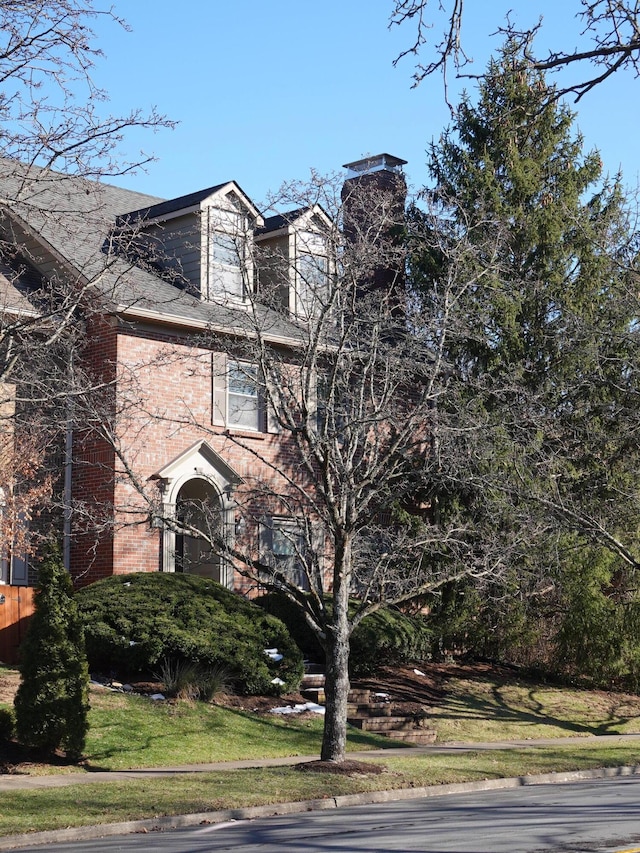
[14,543,89,760]
[155,657,230,701]
[255,593,324,660]
[256,593,433,677]
[75,573,303,695]
[349,607,433,676]
[0,707,14,742]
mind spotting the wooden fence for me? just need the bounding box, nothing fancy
[0,586,36,665]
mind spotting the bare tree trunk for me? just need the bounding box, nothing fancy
[320,542,351,763]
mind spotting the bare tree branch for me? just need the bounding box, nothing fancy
[390,0,640,102]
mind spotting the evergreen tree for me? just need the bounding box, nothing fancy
[14,543,89,760]
[415,42,640,681]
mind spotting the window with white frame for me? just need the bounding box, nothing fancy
[227,361,262,431]
[212,351,285,433]
[295,231,328,318]
[297,252,328,318]
[208,207,249,302]
[261,517,310,590]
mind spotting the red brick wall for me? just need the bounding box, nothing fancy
[71,317,306,590]
[69,314,118,586]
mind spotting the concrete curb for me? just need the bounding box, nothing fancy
[1,763,639,850]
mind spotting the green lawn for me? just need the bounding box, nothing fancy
[84,690,390,771]
[2,666,640,838]
[4,667,640,773]
[2,745,640,837]
[426,674,640,742]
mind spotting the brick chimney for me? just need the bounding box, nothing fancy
[341,154,407,306]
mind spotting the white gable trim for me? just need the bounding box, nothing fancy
[153,439,243,497]
[151,440,243,582]
[201,182,264,225]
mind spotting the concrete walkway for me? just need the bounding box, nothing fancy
[2,731,640,790]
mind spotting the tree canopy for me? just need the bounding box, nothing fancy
[411,42,640,682]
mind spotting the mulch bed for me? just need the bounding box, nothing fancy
[296,759,385,775]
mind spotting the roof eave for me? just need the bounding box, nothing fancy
[115,303,305,349]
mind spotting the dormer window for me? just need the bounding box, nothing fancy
[207,207,250,303]
[255,208,332,319]
[116,180,263,305]
[296,251,328,319]
[295,230,328,319]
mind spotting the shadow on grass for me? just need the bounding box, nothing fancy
[81,700,401,773]
[432,671,639,739]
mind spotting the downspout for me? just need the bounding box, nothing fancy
[62,354,74,572]
[62,414,73,571]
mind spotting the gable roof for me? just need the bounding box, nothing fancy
[116,180,263,227]
[0,254,43,318]
[256,204,332,239]
[0,161,303,344]
[258,208,309,234]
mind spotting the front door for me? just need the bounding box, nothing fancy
[175,478,222,582]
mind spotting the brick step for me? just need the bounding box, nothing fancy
[300,678,379,708]
[301,687,325,704]
[301,693,387,708]
[300,671,434,744]
[346,702,392,716]
[383,728,437,744]
[347,688,371,704]
[347,715,421,733]
[300,673,325,689]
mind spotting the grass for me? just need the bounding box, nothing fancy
[2,665,640,837]
[427,674,640,742]
[2,744,640,837]
[84,690,390,771]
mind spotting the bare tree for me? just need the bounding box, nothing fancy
[99,164,526,764]
[0,0,172,178]
[390,1,640,102]
[0,1,172,569]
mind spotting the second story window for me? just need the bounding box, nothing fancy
[227,361,261,431]
[213,353,279,434]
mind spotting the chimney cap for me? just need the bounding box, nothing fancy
[343,153,407,176]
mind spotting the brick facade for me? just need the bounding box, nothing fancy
[70,318,304,591]
[0,154,406,593]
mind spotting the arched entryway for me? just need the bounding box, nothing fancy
[152,440,244,588]
[174,477,222,581]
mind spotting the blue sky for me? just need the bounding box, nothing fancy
[91,1,639,209]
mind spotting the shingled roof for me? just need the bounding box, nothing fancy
[0,161,303,343]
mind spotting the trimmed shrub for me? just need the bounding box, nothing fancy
[75,573,303,695]
[255,592,324,660]
[0,707,14,742]
[256,593,433,677]
[349,607,433,676]
[14,543,89,760]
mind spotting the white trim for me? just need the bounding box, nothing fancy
[152,440,242,586]
[116,304,304,347]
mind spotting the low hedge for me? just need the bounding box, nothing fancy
[256,593,433,676]
[75,574,303,695]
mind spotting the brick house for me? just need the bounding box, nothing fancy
[0,154,407,596]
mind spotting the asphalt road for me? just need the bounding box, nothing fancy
[9,775,640,853]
